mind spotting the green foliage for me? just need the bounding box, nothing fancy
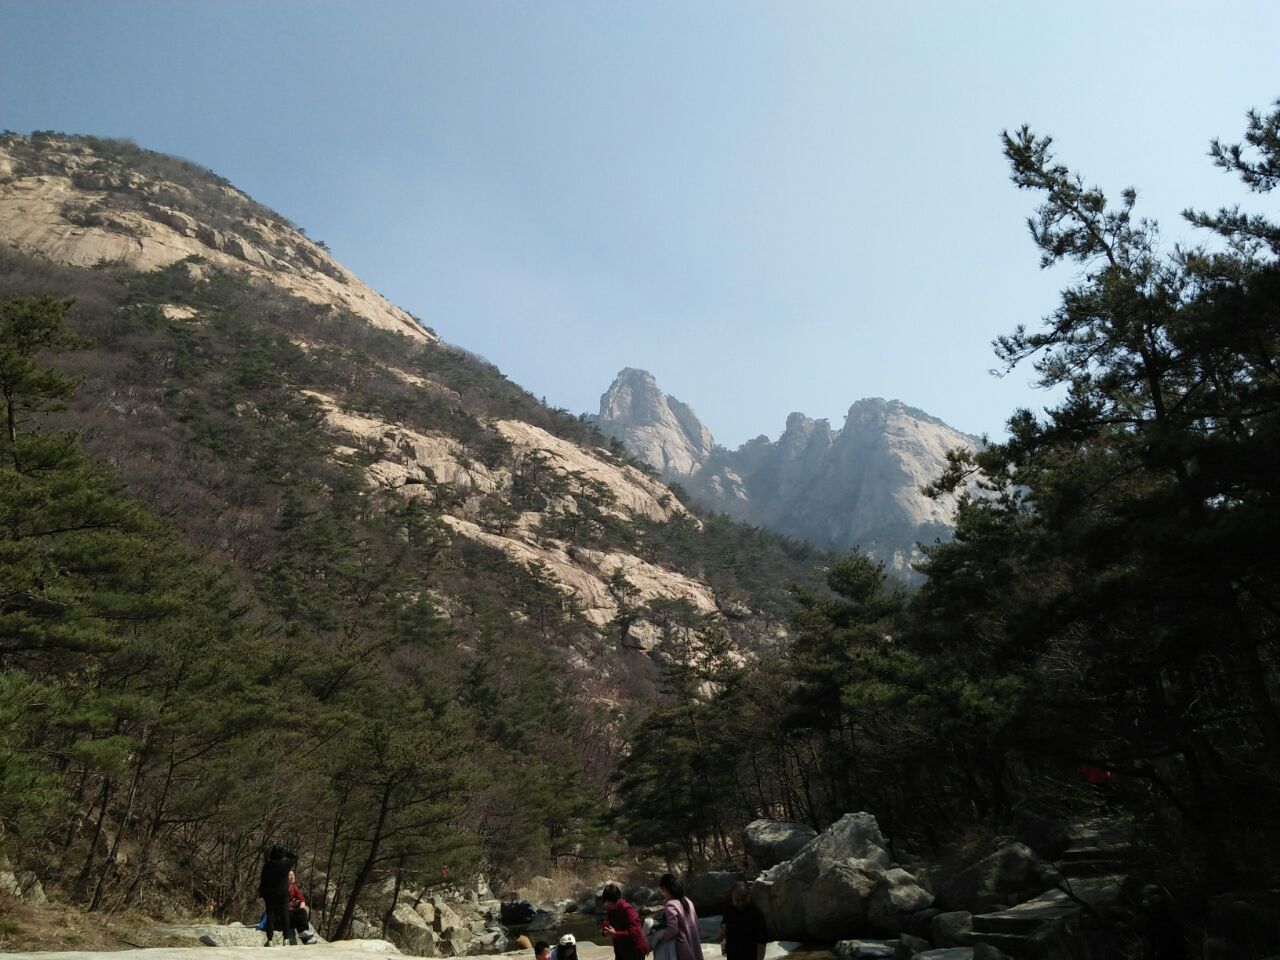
[614,103,1280,924]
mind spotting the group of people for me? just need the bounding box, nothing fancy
[258,844,316,946]
[257,845,767,958]
[529,875,766,960]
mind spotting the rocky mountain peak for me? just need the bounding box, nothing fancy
[598,371,981,578]
[595,368,715,479]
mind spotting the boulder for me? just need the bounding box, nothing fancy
[501,899,538,925]
[148,925,266,947]
[867,869,934,936]
[914,951,972,960]
[804,859,882,939]
[936,843,1055,914]
[689,871,744,915]
[415,901,437,925]
[1207,890,1280,958]
[434,901,465,934]
[627,886,663,908]
[971,946,1010,960]
[1014,811,1071,861]
[929,912,972,948]
[388,903,440,957]
[754,812,895,940]
[744,819,819,870]
[895,933,930,958]
[834,941,898,959]
[470,930,508,954]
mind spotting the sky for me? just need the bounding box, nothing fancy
[3,1,1278,447]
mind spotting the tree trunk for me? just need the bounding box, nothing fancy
[333,780,395,940]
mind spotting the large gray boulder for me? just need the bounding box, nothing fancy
[754,812,911,941]
[929,912,972,948]
[744,819,819,870]
[388,903,440,956]
[501,899,537,925]
[935,843,1056,914]
[805,859,882,939]
[866,869,933,936]
[689,871,745,915]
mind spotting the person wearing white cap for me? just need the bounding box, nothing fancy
[551,933,579,960]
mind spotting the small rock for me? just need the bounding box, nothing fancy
[834,940,898,959]
[896,933,931,958]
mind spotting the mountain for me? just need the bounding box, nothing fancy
[0,132,837,913]
[595,368,979,572]
[596,367,715,477]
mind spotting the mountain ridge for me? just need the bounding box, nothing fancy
[594,368,980,572]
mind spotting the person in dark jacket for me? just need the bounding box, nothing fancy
[259,844,298,946]
[719,883,766,960]
[600,883,649,960]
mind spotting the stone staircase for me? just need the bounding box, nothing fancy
[967,820,1132,957]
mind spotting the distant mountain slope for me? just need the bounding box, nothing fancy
[0,134,428,340]
[0,132,834,696]
[594,368,979,573]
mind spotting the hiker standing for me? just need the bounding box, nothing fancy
[719,883,766,960]
[600,883,649,960]
[259,844,298,946]
[655,874,703,960]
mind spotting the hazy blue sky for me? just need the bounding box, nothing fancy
[3,2,1278,445]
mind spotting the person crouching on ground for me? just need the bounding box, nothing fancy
[551,933,579,960]
[288,869,316,944]
[600,883,649,960]
[534,940,551,960]
[259,844,298,946]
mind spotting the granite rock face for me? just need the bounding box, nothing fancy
[596,370,980,576]
[596,368,715,479]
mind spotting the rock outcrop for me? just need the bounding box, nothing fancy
[0,136,431,342]
[751,812,931,942]
[743,819,818,870]
[934,843,1057,915]
[595,370,981,576]
[596,368,715,479]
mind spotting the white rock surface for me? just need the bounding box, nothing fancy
[595,368,715,479]
[0,140,432,343]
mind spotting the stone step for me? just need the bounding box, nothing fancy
[972,898,1078,935]
[968,930,1038,957]
[1060,844,1132,862]
[1059,858,1126,878]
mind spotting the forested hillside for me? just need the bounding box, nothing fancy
[3,94,1279,957]
[0,132,834,931]
[609,102,1280,954]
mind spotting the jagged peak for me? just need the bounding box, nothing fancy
[595,368,714,479]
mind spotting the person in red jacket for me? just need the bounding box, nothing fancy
[288,870,316,945]
[600,883,649,960]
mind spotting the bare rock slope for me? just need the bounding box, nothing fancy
[595,368,980,573]
[0,136,429,341]
[0,133,766,667]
